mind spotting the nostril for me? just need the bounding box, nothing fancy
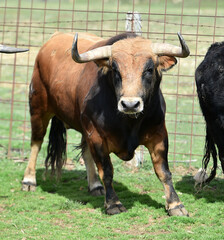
[121,100,127,108]
[133,101,140,109]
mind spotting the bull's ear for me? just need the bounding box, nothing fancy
[94,59,110,68]
[157,56,177,72]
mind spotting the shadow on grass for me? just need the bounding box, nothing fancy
[175,174,224,203]
[36,168,164,213]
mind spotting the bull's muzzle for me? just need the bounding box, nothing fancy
[118,97,143,115]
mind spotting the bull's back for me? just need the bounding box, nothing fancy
[31,32,103,130]
[36,32,102,85]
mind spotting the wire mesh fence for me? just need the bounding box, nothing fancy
[0,0,223,170]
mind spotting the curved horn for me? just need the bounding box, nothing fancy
[71,33,112,63]
[0,45,29,54]
[150,32,190,58]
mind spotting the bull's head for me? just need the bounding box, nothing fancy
[0,45,29,54]
[71,33,189,116]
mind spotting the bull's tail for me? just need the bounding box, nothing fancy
[45,116,67,177]
[202,127,218,183]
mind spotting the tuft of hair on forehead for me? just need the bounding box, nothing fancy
[106,32,138,46]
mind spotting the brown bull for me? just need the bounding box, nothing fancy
[22,31,190,216]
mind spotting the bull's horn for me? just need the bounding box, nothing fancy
[71,33,112,63]
[150,32,190,58]
[0,45,29,54]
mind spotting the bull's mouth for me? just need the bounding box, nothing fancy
[118,97,143,117]
[127,113,141,119]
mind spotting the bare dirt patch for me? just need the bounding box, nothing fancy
[113,215,168,237]
[172,165,198,176]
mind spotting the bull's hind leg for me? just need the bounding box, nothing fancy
[210,123,224,174]
[22,114,51,191]
[22,140,41,191]
[81,140,104,196]
[145,124,188,216]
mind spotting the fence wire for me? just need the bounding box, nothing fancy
[0,0,223,170]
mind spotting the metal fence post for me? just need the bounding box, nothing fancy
[125,11,142,36]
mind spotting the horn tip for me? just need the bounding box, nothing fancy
[0,46,29,54]
[177,32,183,41]
[177,32,190,57]
[75,33,78,41]
[73,33,78,46]
[72,33,83,63]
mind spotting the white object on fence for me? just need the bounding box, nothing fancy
[125,11,142,36]
[125,12,143,167]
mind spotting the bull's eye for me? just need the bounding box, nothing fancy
[111,61,121,85]
[111,62,122,89]
[112,61,118,71]
[113,71,121,87]
[112,68,121,79]
[143,68,153,78]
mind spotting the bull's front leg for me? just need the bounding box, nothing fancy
[144,124,189,216]
[90,143,127,215]
[82,116,126,215]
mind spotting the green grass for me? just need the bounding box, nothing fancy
[1,158,224,239]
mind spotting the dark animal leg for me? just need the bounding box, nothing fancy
[96,155,127,215]
[82,143,104,196]
[87,141,126,215]
[202,127,217,183]
[145,125,188,216]
[216,139,224,176]
[22,114,51,191]
[219,152,224,174]
[212,122,224,175]
[203,123,224,182]
[81,115,126,214]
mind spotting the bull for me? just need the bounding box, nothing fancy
[22,31,190,216]
[195,42,224,183]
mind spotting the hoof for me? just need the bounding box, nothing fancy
[105,203,127,215]
[89,186,105,196]
[22,181,36,192]
[168,204,189,217]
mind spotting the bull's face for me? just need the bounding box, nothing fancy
[110,38,177,115]
[71,33,190,116]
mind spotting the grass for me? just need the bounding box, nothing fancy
[1,158,224,239]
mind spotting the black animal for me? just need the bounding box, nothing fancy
[195,42,224,182]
